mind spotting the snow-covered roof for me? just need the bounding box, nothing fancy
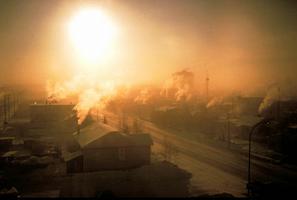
[73,123,153,149]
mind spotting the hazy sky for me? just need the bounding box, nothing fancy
[0,0,296,95]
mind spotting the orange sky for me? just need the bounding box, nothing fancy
[0,0,296,96]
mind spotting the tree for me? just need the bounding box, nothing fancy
[162,136,178,162]
[132,117,143,134]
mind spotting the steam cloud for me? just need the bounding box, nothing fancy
[46,75,119,124]
[258,85,281,115]
[206,96,225,108]
[134,88,153,104]
[161,69,194,101]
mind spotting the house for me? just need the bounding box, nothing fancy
[0,150,31,165]
[65,123,153,173]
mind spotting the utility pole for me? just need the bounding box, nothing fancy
[206,71,209,103]
[276,87,281,120]
[3,94,7,123]
[13,93,16,117]
[7,94,10,120]
[227,112,230,148]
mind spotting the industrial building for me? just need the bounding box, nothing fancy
[64,123,153,173]
[29,103,77,131]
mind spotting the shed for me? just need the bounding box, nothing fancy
[0,137,14,151]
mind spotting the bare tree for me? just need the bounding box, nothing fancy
[162,136,178,162]
[132,117,143,134]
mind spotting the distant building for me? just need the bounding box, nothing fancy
[261,100,297,119]
[64,123,153,173]
[151,105,193,129]
[30,104,77,131]
[224,116,263,140]
[233,96,263,116]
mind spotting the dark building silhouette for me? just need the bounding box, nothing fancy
[29,104,77,131]
[65,123,153,173]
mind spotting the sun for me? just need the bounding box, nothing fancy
[68,7,117,64]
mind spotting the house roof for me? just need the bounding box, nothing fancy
[2,151,18,157]
[73,122,153,149]
[86,132,153,149]
[73,122,118,148]
[0,137,15,141]
[1,150,31,158]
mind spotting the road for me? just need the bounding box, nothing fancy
[102,111,297,197]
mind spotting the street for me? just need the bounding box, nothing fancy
[102,111,297,197]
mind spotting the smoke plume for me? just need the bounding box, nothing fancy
[258,85,280,115]
[161,69,194,101]
[206,96,225,108]
[46,75,119,124]
[134,88,153,104]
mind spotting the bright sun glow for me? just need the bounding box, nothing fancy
[68,8,117,64]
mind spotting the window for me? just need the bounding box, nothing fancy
[118,147,126,161]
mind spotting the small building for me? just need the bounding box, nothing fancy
[0,150,31,165]
[0,137,14,152]
[65,123,153,173]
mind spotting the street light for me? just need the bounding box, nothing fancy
[247,117,272,196]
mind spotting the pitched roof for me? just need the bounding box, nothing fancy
[73,123,153,149]
[2,151,18,157]
[86,132,153,149]
[73,122,118,148]
[0,137,15,141]
[1,150,31,158]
